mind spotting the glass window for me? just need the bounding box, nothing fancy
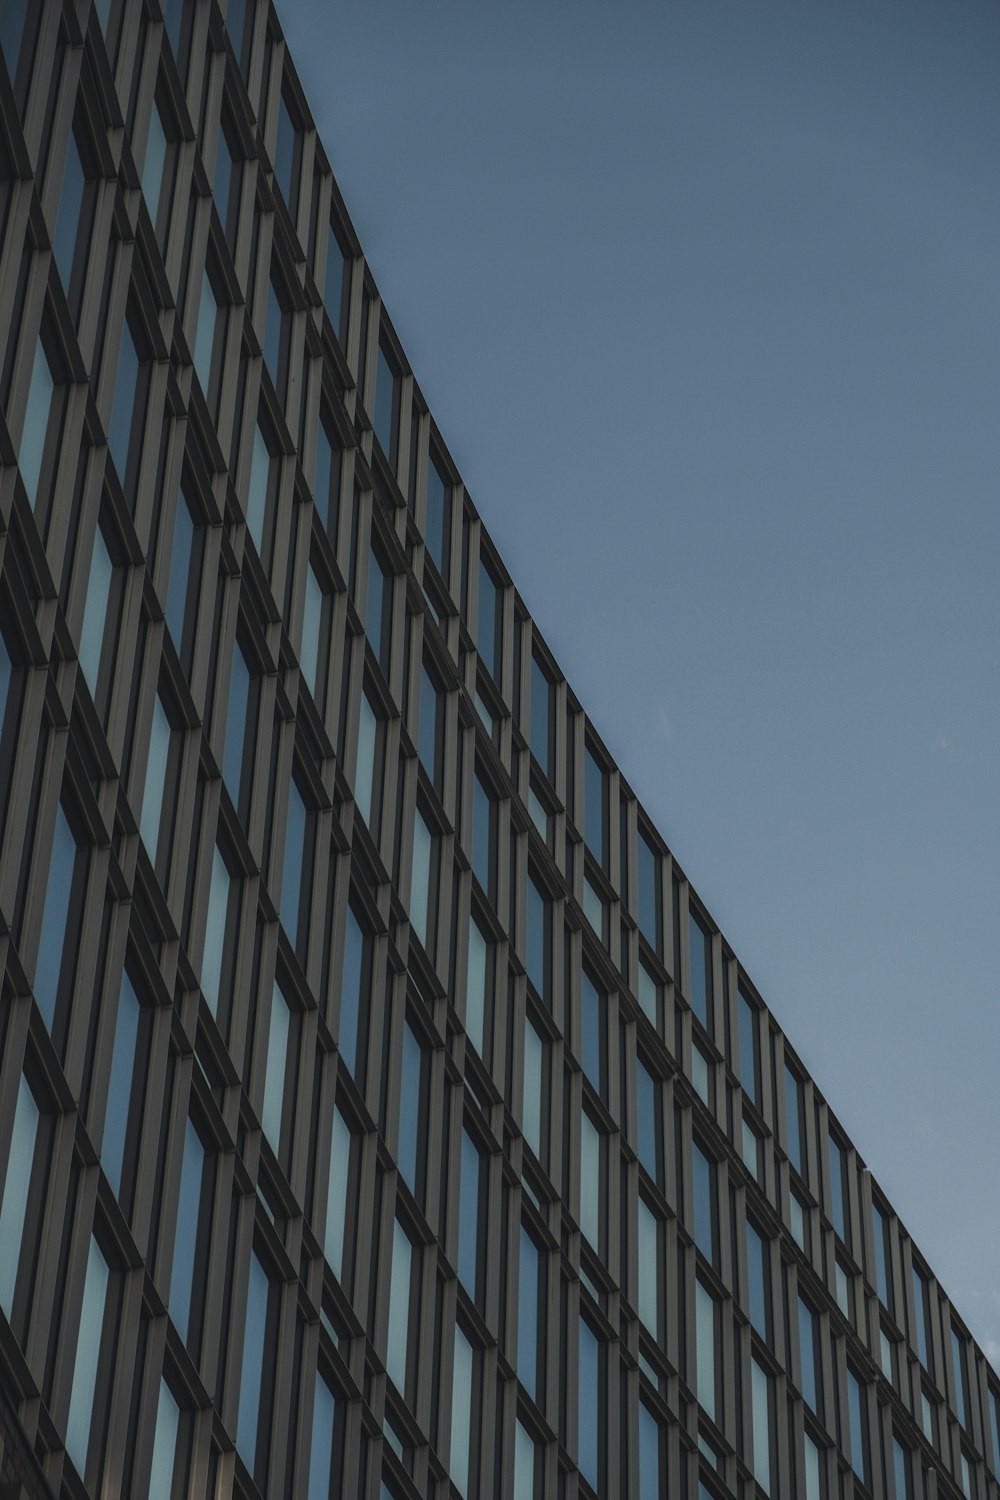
[893,1437,911,1499]
[880,1327,894,1381]
[338,906,366,1076]
[525,874,548,1004]
[785,1065,804,1175]
[530,655,552,775]
[920,1390,934,1444]
[584,744,606,868]
[692,1045,711,1106]
[53,126,85,294]
[222,641,252,811]
[828,1134,847,1242]
[471,770,495,897]
[514,1420,535,1500]
[280,777,309,947]
[324,1106,351,1282]
[450,1326,474,1498]
[262,982,290,1151]
[418,662,441,787]
[386,1218,412,1392]
[912,1265,930,1370]
[169,1116,205,1344]
[638,1404,663,1500]
[846,1370,868,1485]
[141,99,168,226]
[313,413,341,536]
[518,1226,539,1400]
[108,317,141,487]
[635,1059,659,1182]
[324,220,349,345]
[18,340,53,509]
[988,1387,999,1473]
[0,0,32,78]
[355,690,378,829]
[637,832,660,952]
[263,270,286,394]
[366,547,390,668]
[746,1222,769,1342]
[951,1325,968,1428]
[200,844,231,1016]
[410,806,433,950]
[457,1129,482,1298]
[580,970,605,1098]
[872,1202,891,1311]
[35,803,79,1030]
[165,484,198,659]
[397,1021,424,1197]
[741,1118,760,1180]
[465,917,487,1056]
[65,1236,110,1476]
[148,1379,180,1500]
[0,1072,39,1316]
[102,971,141,1197]
[638,961,657,1027]
[274,88,299,212]
[688,910,711,1029]
[236,1251,271,1471]
[739,989,760,1106]
[193,268,219,395]
[214,110,240,245]
[477,560,499,680]
[307,1372,339,1500]
[579,1111,602,1252]
[692,1143,716,1265]
[804,1434,822,1500]
[79,524,113,698]
[374,340,398,462]
[751,1358,771,1494]
[835,1260,849,1317]
[424,453,450,576]
[300,564,324,698]
[798,1298,819,1413]
[578,1318,602,1494]
[522,1018,544,1157]
[695,1280,716,1421]
[139,694,172,860]
[637,1198,659,1335]
[246,422,273,555]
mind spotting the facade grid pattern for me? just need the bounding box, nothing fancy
[0,1,997,1498]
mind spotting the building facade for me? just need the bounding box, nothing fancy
[0,1,996,1498]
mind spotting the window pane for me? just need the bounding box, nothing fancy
[365,548,385,662]
[457,1129,479,1296]
[280,778,307,943]
[526,875,546,1001]
[530,656,551,772]
[386,1219,411,1391]
[695,1281,715,1420]
[579,1112,600,1249]
[893,1438,910,1500]
[79,526,112,696]
[739,991,759,1105]
[262,983,290,1151]
[356,692,376,825]
[912,1267,929,1368]
[751,1359,771,1494]
[828,1135,846,1240]
[141,102,167,224]
[410,809,432,948]
[236,1252,269,1467]
[581,971,603,1095]
[193,270,217,392]
[584,745,605,866]
[139,695,171,858]
[804,1434,822,1500]
[477,561,497,679]
[449,1326,473,1497]
[65,1237,109,1474]
[103,972,140,1196]
[308,1373,337,1500]
[19,340,53,509]
[637,1199,658,1334]
[0,1073,39,1316]
[692,1143,715,1263]
[165,487,195,652]
[785,1066,803,1174]
[325,1107,351,1281]
[246,424,271,553]
[578,1319,600,1492]
[313,417,340,534]
[799,1298,817,1411]
[951,1327,967,1428]
[746,1223,768,1341]
[200,845,230,1015]
[108,319,139,481]
[274,92,297,207]
[639,1405,662,1500]
[688,911,711,1027]
[148,1380,180,1500]
[518,1227,538,1399]
[471,772,492,893]
[54,129,85,291]
[425,456,448,573]
[35,804,77,1029]
[872,1203,889,1307]
[374,343,396,457]
[300,566,323,697]
[222,644,250,804]
[637,833,658,949]
[514,1420,535,1500]
[338,907,364,1075]
[466,918,486,1054]
[169,1117,204,1343]
[846,1370,867,1483]
[523,1020,543,1156]
[397,1022,423,1194]
[324,222,347,341]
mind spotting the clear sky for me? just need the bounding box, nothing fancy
[280,0,1000,1361]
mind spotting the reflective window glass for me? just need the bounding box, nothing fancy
[374,342,397,459]
[637,1198,658,1335]
[581,970,604,1096]
[785,1065,803,1174]
[324,221,348,343]
[19,340,54,508]
[301,565,323,697]
[477,561,498,679]
[579,1112,601,1250]
[236,1252,270,1468]
[466,917,487,1055]
[280,778,307,944]
[799,1297,818,1412]
[308,1373,338,1500]
[951,1326,968,1428]
[324,1106,351,1281]
[141,101,167,225]
[530,655,551,774]
[169,1116,205,1343]
[418,662,440,786]
[397,1021,423,1195]
[526,874,547,1002]
[200,845,230,1015]
[828,1134,847,1241]
[912,1266,929,1369]
[638,1404,662,1500]
[222,642,251,807]
[65,1236,110,1475]
[746,1222,769,1342]
[584,745,605,867]
[578,1318,601,1493]
[355,692,377,826]
[517,1226,539,1399]
[53,128,85,292]
[246,423,272,553]
[102,971,140,1196]
[262,982,290,1151]
[0,0,31,77]
[635,1059,658,1181]
[313,415,340,535]
[751,1359,771,1494]
[365,548,386,664]
[410,808,433,948]
[148,1379,180,1500]
[514,1422,535,1500]
[425,455,449,574]
[692,1143,716,1264]
[739,989,759,1106]
[872,1202,891,1310]
[0,1072,39,1316]
[165,487,195,653]
[79,526,113,697]
[522,1019,543,1156]
[338,906,365,1075]
[695,1280,716,1420]
[804,1434,822,1500]
[457,1129,480,1298]
[386,1219,412,1391]
[471,771,493,895]
[108,318,140,483]
[139,694,171,859]
[274,90,297,210]
[846,1369,867,1484]
[450,1326,474,1498]
[688,910,711,1028]
[637,833,659,950]
[193,269,218,393]
[35,804,78,1030]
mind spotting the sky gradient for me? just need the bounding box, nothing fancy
[281,0,1000,1361]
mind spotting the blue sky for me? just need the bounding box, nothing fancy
[280,0,1000,1360]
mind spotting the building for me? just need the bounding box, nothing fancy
[0,0,996,1497]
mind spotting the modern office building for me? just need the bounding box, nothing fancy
[0,1,996,1498]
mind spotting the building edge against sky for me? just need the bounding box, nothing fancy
[0,1,997,1499]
